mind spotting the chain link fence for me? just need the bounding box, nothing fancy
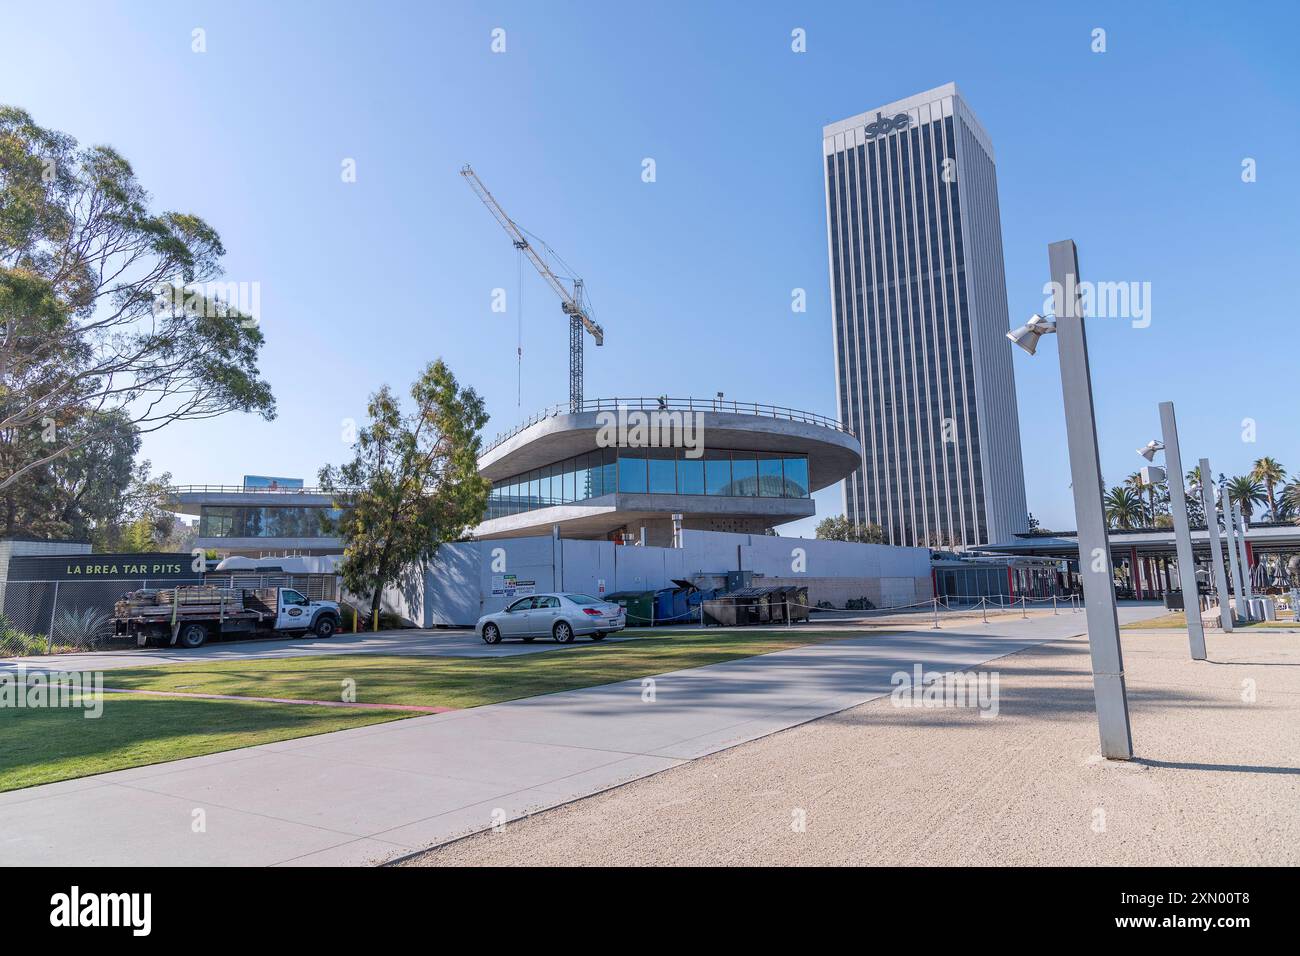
[0,578,175,657]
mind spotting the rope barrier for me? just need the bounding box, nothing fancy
[614,592,1077,628]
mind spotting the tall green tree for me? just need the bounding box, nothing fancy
[319,360,490,616]
[1123,471,1164,527]
[1250,457,1287,522]
[1280,480,1300,523]
[1104,486,1144,530]
[1225,475,1266,524]
[0,106,275,492]
[815,514,886,544]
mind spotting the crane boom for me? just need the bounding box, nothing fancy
[460,165,604,411]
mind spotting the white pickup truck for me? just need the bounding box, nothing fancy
[114,585,342,648]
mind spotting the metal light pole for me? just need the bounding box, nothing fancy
[1047,239,1133,760]
[1199,458,1234,632]
[1157,402,1207,659]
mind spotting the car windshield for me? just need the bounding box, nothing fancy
[563,594,603,605]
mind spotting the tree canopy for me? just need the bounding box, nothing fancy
[319,360,490,615]
[815,514,886,544]
[0,105,275,495]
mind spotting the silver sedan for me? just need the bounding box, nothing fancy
[477,593,626,644]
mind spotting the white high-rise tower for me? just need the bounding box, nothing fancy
[823,82,1028,547]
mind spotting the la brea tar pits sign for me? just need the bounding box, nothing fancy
[863,111,912,140]
[6,552,201,583]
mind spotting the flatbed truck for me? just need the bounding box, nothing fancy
[113,585,343,649]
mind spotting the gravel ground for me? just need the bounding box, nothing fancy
[403,629,1300,866]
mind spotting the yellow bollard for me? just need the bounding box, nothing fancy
[372,609,379,632]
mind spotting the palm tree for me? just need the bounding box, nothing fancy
[1250,457,1287,522]
[1123,472,1151,526]
[1125,470,1165,526]
[1225,475,1266,524]
[1182,465,1207,525]
[1104,486,1144,530]
[1281,480,1300,523]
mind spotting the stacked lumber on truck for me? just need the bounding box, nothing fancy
[114,586,248,620]
[154,586,244,607]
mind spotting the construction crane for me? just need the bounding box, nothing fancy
[460,164,604,412]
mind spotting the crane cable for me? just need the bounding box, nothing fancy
[516,245,523,407]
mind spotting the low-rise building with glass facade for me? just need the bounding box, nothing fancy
[166,398,860,555]
[166,484,344,558]
[474,397,861,546]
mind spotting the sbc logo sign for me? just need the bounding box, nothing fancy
[863,111,911,140]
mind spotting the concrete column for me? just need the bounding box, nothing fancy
[1200,458,1233,632]
[1224,490,1245,620]
[1233,503,1253,603]
[552,523,563,591]
[1050,239,1132,759]
[1159,403,1206,658]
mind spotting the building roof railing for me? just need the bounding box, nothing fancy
[167,484,356,497]
[484,397,850,455]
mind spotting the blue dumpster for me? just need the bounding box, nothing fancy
[653,588,678,625]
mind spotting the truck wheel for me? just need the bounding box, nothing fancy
[314,616,337,638]
[178,623,208,649]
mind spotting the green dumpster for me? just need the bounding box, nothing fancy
[605,590,657,627]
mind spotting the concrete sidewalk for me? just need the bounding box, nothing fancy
[0,606,1166,866]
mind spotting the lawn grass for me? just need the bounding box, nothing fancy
[0,696,403,792]
[1121,611,1299,630]
[0,629,852,792]
[1121,611,1200,629]
[98,629,848,706]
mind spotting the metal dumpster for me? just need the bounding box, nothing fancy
[771,585,810,623]
[728,586,783,624]
[605,590,656,627]
[664,579,707,624]
[685,586,715,613]
[652,587,681,625]
[702,594,740,626]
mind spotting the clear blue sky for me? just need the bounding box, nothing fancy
[3,0,1297,535]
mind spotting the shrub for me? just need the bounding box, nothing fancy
[0,613,49,657]
[52,607,113,649]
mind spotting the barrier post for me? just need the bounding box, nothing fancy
[981,596,988,625]
[1053,593,1058,615]
[47,580,60,653]
[1022,595,1029,619]
[931,597,941,629]
[372,609,378,632]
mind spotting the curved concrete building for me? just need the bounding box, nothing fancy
[474,398,862,546]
